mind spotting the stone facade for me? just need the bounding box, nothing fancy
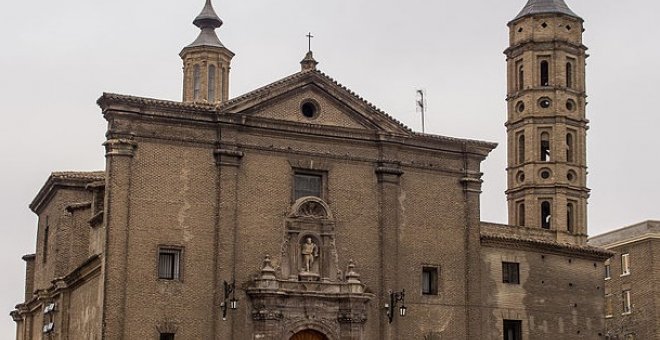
[589,221,660,339]
[11,172,104,340]
[11,1,614,339]
[479,223,610,339]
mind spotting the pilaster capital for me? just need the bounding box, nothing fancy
[461,175,484,194]
[214,147,244,167]
[104,138,137,157]
[375,161,403,184]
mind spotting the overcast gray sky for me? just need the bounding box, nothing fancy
[1,0,658,336]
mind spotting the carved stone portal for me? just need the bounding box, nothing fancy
[247,197,374,340]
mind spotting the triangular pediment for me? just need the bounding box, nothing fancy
[220,70,411,135]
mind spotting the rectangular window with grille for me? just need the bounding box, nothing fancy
[158,248,181,280]
[294,173,323,200]
[502,262,520,284]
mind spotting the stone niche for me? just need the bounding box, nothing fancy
[247,197,374,340]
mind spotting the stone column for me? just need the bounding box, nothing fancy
[102,138,136,340]
[214,145,243,340]
[375,161,403,340]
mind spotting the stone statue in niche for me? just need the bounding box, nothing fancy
[300,237,319,273]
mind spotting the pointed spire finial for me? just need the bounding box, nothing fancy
[193,0,223,29]
[183,0,227,49]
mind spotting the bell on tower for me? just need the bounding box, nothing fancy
[505,0,590,245]
[180,0,234,104]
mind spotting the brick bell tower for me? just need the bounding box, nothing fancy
[505,0,589,244]
[180,0,234,104]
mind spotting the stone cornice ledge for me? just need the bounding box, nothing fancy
[481,233,613,260]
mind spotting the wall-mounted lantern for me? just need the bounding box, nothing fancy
[221,280,238,321]
[386,289,407,323]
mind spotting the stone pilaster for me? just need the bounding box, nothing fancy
[102,138,136,340]
[461,154,485,339]
[375,161,403,340]
[214,145,243,339]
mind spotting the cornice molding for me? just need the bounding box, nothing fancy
[29,172,104,214]
[481,233,613,260]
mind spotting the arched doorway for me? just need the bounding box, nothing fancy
[290,329,328,340]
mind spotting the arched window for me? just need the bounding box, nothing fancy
[540,132,551,161]
[518,64,524,91]
[566,133,574,163]
[566,62,573,89]
[567,203,575,232]
[193,64,201,101]
[541,201,551,229]
[518,203,525,226]
[518,134,525,164]
[208,64,216,102]
[540,60,549,86]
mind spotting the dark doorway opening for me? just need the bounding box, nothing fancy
[503,320,522,340]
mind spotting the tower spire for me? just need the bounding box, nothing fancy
[512,0,581,22]
[180,0,234,104]
[185,0,226,49]
[193,0,223,29]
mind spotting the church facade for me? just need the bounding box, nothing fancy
[11,1,612,339]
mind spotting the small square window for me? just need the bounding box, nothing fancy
[503,319,522,340]
[158,248,181,280]
[294,173,323,200]
[502,262,520,284]
[160,333,175,340]
[422,267,439,295]
[621,253,630,276]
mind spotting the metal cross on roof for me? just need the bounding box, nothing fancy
[306,32,314,52]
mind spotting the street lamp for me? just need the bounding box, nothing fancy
[386,289,407,323]
[221,280,238,321]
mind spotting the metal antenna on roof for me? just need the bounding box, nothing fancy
[416,89,426,133]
